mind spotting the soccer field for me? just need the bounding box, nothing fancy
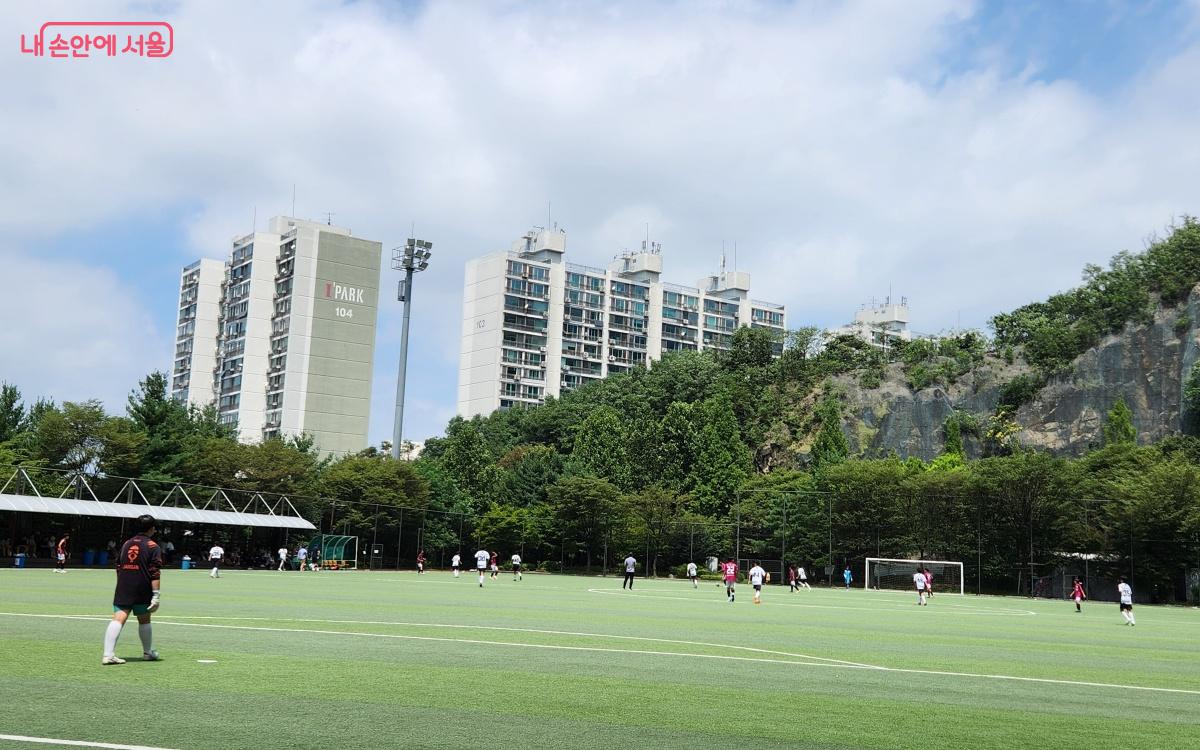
[1,569,1197,750]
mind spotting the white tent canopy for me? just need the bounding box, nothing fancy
[0,493,315,530]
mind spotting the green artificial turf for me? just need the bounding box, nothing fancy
[0,568,1197,749]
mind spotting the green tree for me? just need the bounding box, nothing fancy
[657,402,697,492]
[689,395,752,517]
[1103,397,1137,447]
[548,475,623,572]
[34,401,109,473]
[811,396,849,469]
[624,485,686,576]
[569,405,631,489]
[0,383,24,444]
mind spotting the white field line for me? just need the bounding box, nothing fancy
[587,589,1038,616]
[143,615,875,668]
[0,734,177,750]
[3,612,1199,697]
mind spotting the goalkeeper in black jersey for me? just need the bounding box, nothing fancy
[102,515,163,665]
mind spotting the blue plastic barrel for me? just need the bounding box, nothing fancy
[181,559,191,570]
[97,551,109,566]
[14,554,25,568]
[82,550,95,566]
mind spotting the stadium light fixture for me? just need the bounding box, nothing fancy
[391,236,433,460]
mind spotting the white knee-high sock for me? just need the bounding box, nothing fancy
[103,621,123,657]
[138,623,153,652]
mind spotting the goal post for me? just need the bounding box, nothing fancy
[864,558,964,595]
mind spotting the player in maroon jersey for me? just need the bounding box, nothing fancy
[416,549,426,574]
[721,558,739,603]
[489,551,499,580]
[101,515,162,665]
[1070,576,1087,612]
[54,533,70,573]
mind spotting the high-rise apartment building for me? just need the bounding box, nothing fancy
[458,227,786,417]
[171,216,383,456]
[171,258,225,407]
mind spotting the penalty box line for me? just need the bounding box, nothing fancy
[3,612,1199,697]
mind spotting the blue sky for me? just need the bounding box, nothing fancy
[2,0,1199,449]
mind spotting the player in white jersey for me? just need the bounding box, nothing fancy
[511,553,522,581]
[913,568,928,605]
[207,544,224,578]
[474,549,489,587]
[277,547,288,571]
[451,553,461,577]
[797,565,810,589]
[749,562,767,604]
[1117,577,1135,625]
[686,561,698,588]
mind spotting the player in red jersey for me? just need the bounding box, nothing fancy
[1070,576,1087,612]
[54,533,70,573]
[102,514,162,665]
[721,558,739,603]
[489,551,499,580]
[416,549,426,574]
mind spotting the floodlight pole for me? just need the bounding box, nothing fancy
[391,238,432,460]
[392,263,414,460]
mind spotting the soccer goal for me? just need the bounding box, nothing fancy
[864,558,964,595]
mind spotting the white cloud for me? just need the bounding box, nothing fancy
[0,250,167,409]
[1,0,1198,442]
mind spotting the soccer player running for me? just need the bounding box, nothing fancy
[687,561,698,589]
[451,552,461,578]
[913,567,928,605]
[923,567,934,598]
[416,549,426,574]
[1070,576,1086,612]
[54,532,70,573]
[622,554,636,589]
[277,546,288,571]
[489,551,499,580]
[1118,577,1136,626]
[749,561,767,605]
[102,514,162,665]
[474,548,489,587]
[207,542,224,579]
[721,558,738,603]
[797,564,810,589]
[787,565,797,592]
[511,553,522,581]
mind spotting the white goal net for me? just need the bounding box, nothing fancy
[865,558,964,595]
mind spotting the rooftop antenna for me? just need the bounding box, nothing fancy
[324,211,334,226]
[251,205,257,235]
[291,184,296,217]
[548,201,552,231]
[733,242,738,271]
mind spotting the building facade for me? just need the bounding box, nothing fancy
[171,258,225,408]
[828,297,911,351]
[171,216,383,456]
[458,227,786,417]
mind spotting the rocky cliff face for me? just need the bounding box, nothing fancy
[833,285,1200,460]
